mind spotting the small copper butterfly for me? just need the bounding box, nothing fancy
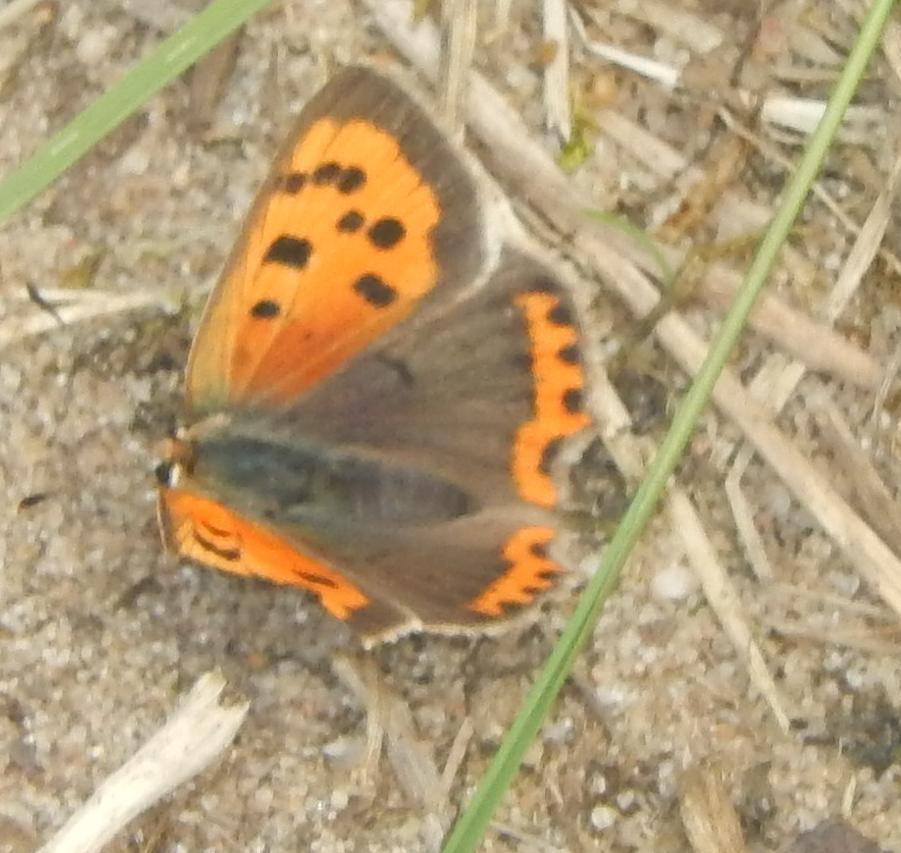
[156,66,592,644]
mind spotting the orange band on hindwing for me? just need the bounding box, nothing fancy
[468,526,558,616]
[160,488,368,620]
[512,289,591,507]
[466,283,590,618]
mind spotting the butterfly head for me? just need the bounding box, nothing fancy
[154,414,232,488]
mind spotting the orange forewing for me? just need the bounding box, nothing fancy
[186,117,441,412]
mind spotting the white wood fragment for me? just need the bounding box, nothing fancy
[542,0,572,142]
[39,672,249,853]
[0,0,43,31]
[0,288,180,352]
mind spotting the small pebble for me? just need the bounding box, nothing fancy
[590,804,617,832]
[650,562,697,602]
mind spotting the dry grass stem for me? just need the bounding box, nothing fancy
[721,107,901,277]
[724,466,775,582]
[569,12,679,89]
[823,151,901,320]
[438,0,477,135]
[767,581,895,621]
[332,655,448,850]
[669,490,792,731]
[816,391,901,558]
[679,764,748,853]
[766,621,901,656]
[872,341,901,426]
[572,5,877,136]
[616,0,723,54]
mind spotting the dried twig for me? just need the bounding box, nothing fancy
[719,108,901,278]
[816,391,901,559]
[766,620,901,656]
[823,151,901,320]
[0,287,178,352]
[619,0,723,54]
[570,5,879,134]
[333,655,448,851]
[679,763,748,853]
[542,0,572,142]
[724,147,901,581]
[39,672,248,853]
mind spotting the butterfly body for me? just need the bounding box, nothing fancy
[158,66,592,643]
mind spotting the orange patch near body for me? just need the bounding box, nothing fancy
[159,487,368,620]
[467,526,558,616]
[188,117,442,409]
[512,291,590,507]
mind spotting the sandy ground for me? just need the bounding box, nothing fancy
[1,1,901,851]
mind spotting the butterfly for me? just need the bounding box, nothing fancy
[156,65,592,645]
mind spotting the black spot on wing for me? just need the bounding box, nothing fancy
[313,162,341,184]
[251,300,281,318]
[547,301,573,327]
[563,387,583,413]
[337,211,364,233]
[539,436,564,476]
[194,528,240,562]
[296,571,338,589]
[529,540,548,559]
[557,344,580,365]
[353,274,397,308]
[264,236,311,269]
[368,217,405,249]
[337,166,366,193]
[281,172,307,193]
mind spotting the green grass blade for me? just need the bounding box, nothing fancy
[441,0,897,849]
[585,209,674,283]
[0,0,275,224]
